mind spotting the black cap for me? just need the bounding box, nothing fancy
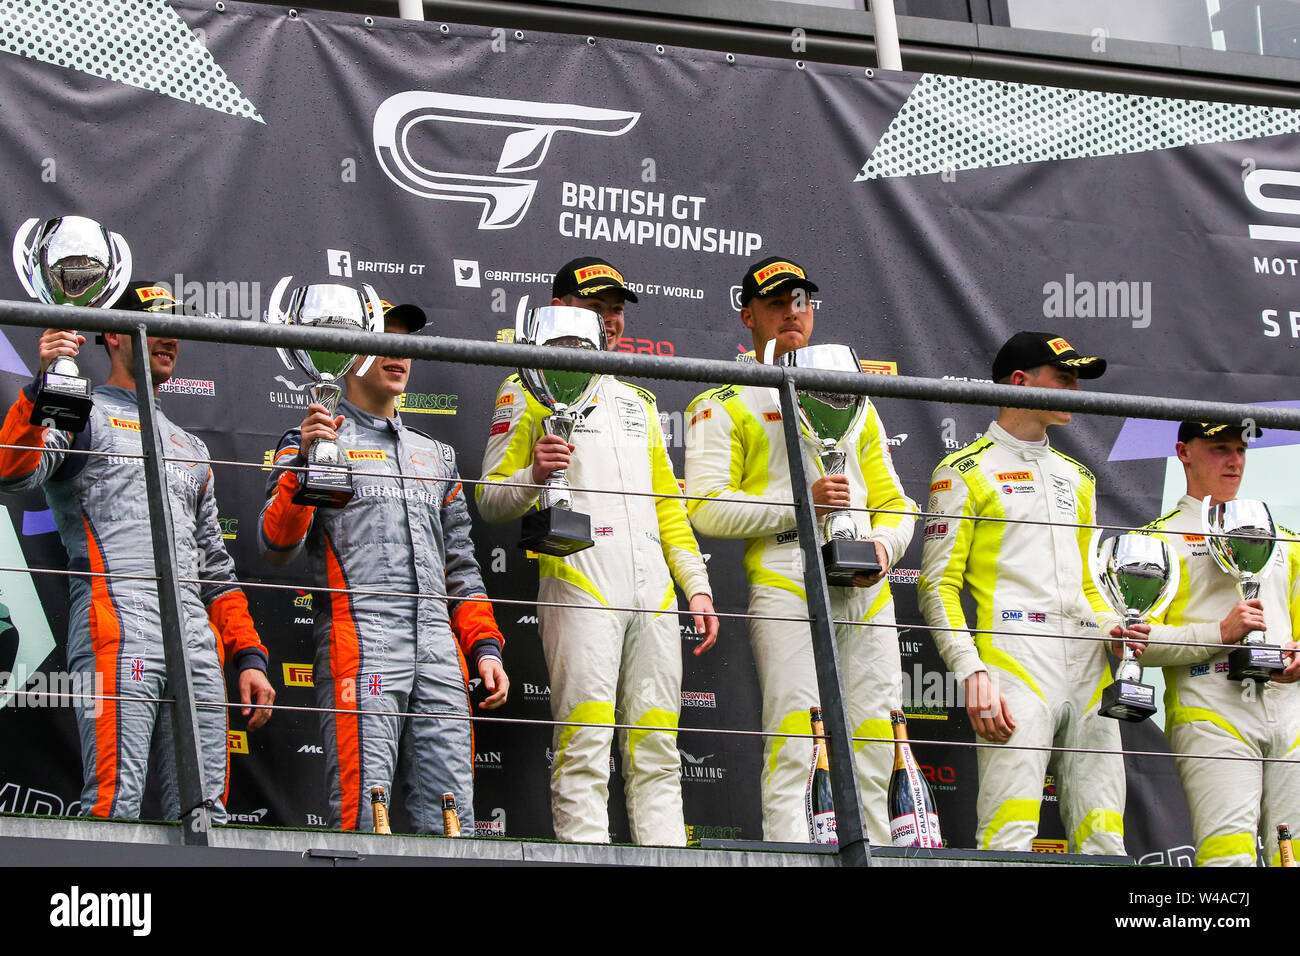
[991,331,1106,382]
[1177,421,1260,443]
[739,256,819,307]
[99,282,184,343]
[551,257,638,303]
[381,300,427,333]
[118,282,183,314]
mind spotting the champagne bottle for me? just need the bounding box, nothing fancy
[442,792,462,837]
[887,710,942,848]
[371,786,392,835]
[806,706,838,845]
[1280,825,1297,867]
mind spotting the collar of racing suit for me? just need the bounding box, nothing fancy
[338,397,401,434]
[985,420,1051,460]
[95,384,161,409]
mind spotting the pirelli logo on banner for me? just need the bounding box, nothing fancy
[282,663,314,687]
[860,359,899,376]
[1047,337,1072,355]
[228,730,249,754]
[575,264,623,284]
[346,449,386,461]
[930,479,951,493]
[1032,838,1068,853]
[109,417,141,432]
[763,411,781,422]
[996,471,1034,482]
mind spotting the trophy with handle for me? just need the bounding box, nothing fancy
[267,278,384,508]
[515,301,605,556]
[775,343,881,586]
[12,215,133,431]
[1089,530,1179,721]
[1203,496,1287,682]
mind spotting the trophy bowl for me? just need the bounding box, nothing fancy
[267,279,384,508]
[1203,496,1286,682]
[514,304,606,556]
[777,344,880,586]
[1089,530,1179,721]
[12,215,133,431]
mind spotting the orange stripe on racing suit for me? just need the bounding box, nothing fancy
[83,515,121,818]
[325,537,363,831]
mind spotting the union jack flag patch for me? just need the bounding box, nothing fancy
[130,659,144,681]
[368,673,383,696]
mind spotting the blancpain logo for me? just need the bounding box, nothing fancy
[373,91,640,229]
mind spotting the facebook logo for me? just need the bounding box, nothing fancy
[327,249,352,278]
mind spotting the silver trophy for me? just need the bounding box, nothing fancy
[1203,496,1287,682]
[267,278,384,508]
[775,343,880,586]
[514,300,605,556]
[1089,531,1179,721]
[12,215,132,431]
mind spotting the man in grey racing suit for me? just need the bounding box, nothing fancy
[0,282,274,822]
[260,302,508,833]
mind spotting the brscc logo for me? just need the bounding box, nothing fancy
[373,91,639,229]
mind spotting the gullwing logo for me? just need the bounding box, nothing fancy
[373,91,640,229]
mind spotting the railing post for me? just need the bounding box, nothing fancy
[131,324,212,845]
[775,375,872,867]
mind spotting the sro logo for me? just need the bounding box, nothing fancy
[615,338,674,356]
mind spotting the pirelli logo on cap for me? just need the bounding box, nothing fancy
[135,286,174,304]
[575,264,623,285]
[930,479,951,493]
[496,393,514,407]
[1046,337,1072,355]
[764,411,782,422]
[754,261,804,285]
[282,663,314,687]
[346,449,386,461]
[109,417,141,432]
[689,408,711,427]
[996,471,1034,482]
[227,730,249,755]
[860,360,899,376]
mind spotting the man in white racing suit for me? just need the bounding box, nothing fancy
[684,256,916,844]
[918,331,1125,854]
[1111,421,1300,866]
[477,256,718,846]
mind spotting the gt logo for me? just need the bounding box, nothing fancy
[373,92,640,229]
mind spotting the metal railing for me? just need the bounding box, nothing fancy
[3,296,1299,864]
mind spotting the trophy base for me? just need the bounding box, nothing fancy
[29,371,93,432]
[520,508,594,556]
[823,539,882,587]
[1099,678,1157,722]
[1228,644,1286,683]
[292,465,354,509]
